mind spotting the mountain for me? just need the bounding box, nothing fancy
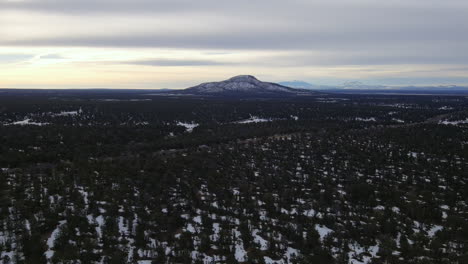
[182,75,314,96]
[279,80,317,89]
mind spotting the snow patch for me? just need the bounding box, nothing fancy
[315,224,333,241]
[439,118,468,125]
[52,110,81,117]
[427,225,443,237]
[252,229,268,250]
[176,121,199,132]
[45,220,67,260]
[355,117,376,122]
[8,119,49,126]
[235,116,273,124]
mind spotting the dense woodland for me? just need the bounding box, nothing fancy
[0,90,467,263]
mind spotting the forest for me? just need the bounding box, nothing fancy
[0,90,467,263]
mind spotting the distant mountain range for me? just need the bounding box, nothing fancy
[279,80,468,94]
[278,81,318,89]
[280,80,389,90]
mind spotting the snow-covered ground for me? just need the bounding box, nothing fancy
[252,229,269,250]
[177,121,199,132]
[355,117,376,122]
[52,109,81,117]
[7,119,49,126]
[315,224,333,241]
[233,228,247,262]
[45,220,67,260]
[3,109,82,126]
[439,118,468,125]
[373,205,385,210]
[427,225,443,237]
[438,106,453,110]
[348,242,380,264]
[264,247,300,264]
[235,116,273,124]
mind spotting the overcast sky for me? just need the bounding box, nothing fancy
[1,0,468,88]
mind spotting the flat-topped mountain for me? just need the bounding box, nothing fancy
[180,75,315,96]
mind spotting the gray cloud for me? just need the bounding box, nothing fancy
[3,0,468,14]
[259,50,468,67]
[4,28,467,67]
[3,26,468,49]
[2,2,467,53]
[123,59,228,66]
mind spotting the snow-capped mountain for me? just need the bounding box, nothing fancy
[184,75,312,96]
